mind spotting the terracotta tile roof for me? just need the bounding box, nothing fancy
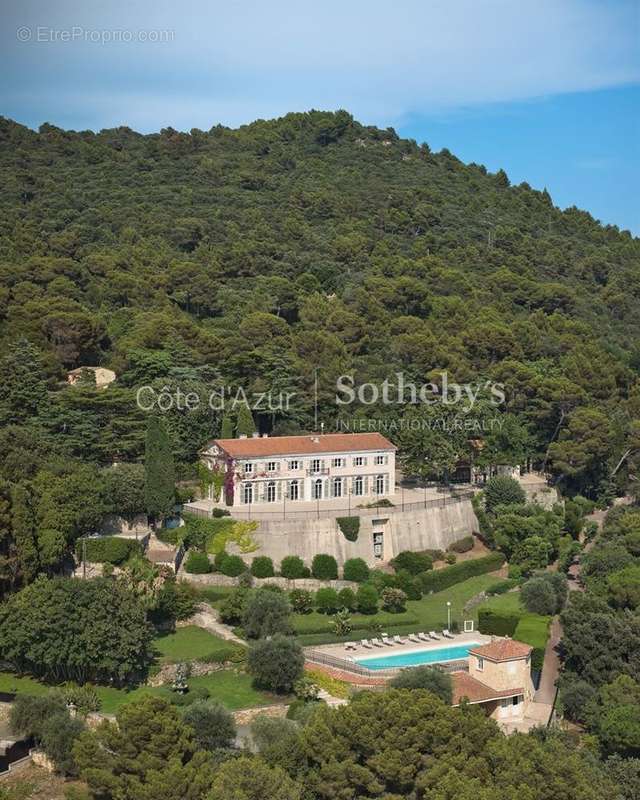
[469,638,532,662]
[211,432,396,459]
[451,671,524,706]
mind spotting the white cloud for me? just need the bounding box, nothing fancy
[2,0,639,130]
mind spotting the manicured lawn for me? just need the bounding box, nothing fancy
[475,590,551,656]
[153,626,237,663]
[294,574,500,645]
[192,585,235,606]
[0,671,51,696]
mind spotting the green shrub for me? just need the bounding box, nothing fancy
[247,635,304,693]
[76,536,143,565]
[337,587,356,611]
[289,588,313,614]
[250,556,275,578]
[420,553,505,593]
[311,554,338,580]
[219,554,246,577]
[343,558,369,583]
[449,536,474,553]
[486,578,518,595]
[484,476,526,511]
[356,584,379,614]
[280,555,309,579]
[395,570,422,600]
[315,587,339,614]
[381,587,407,613]
[391,550,433,575]
[445,552,457,565]
[477,608,520,637]
[184,550,211,574]
[212,508,231,518]
[337,516,360,541]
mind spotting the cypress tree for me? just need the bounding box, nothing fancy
[220,415,234,439]
[236,405,256,438]
[144,416,175,524]
[0,338,49,426]
[11,482,40,584]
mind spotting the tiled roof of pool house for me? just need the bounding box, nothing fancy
[468,638,533,662]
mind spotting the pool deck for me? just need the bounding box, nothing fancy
[311,631,493,667]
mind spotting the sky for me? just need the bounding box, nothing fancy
[1,0,639,232]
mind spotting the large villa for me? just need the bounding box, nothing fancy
[200,432,397,508]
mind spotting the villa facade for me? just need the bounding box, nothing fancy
[201,432,396,508]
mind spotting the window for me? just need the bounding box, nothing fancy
[512,696,520,706]
[374,454,386,465]
[311,458,321,473]
[375,474,385,495]
[289,479,299,501]
[477,657,484,671]
[243,483,253,504]
[353,475,363,496]
[266,481,276,502]
[353,456,364,467]
[244,463,254,473]
[313,479,323,500]
[333,477,343,497]
[332,457,344,467]
[267,461,278,472]
[288,460,300,470]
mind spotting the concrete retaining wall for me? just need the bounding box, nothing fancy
[180,573,358,591]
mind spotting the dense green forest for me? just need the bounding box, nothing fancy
[0,110,638,502]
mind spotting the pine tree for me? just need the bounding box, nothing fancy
[236,404,256,437]
[144,416,176,524]
[0,338,49,426]
[11,482,40,584]
[220,415,234,439]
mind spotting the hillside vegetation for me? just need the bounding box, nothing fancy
[0,110,638,498]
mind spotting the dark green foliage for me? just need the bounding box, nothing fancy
[0,576,152,684]
[184,549,211,574]
[102,463,146,523]
[337,586,357,611]
[76,535,143,565]
[336,516,360,542]
[0,339,49,426]
[448,535,474,553]
[218,553,246,577]
[521,572,568,615]
[280,555,308,579]
[342,557,369,582]
[486,578,519,595]
[394,569,423,600]
[144,416,175,522]
[251,556,275,578]
[381,586,407,612]
[419,552,505,593]
[220,416,234,439]
[218,587,249,626]
[315,587,339,614]
[247,635,304,693]
[391,550,433,575]
[236,405,256,438]
[389,666,453,703]
[182,700,237,751]
[311,553,338,580]
[484,476,526,511]
[242,587,293,638]
[211,755,302,800]
[559,676,597,723]
[288,588,313,614]
[356,583,379,614]
[478,608,521,637]
[40,712,85,775]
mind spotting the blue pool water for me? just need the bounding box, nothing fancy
[355,642,479,670]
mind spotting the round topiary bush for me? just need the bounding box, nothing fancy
[250,556,275,578]
[356,583,379,614]
[343,558,370,583]
[337,587,356,611]
[280,555,308,579]
[311,554,338,580]
[184,550,211,574]
[219,554,247,577]
[484,475,526,512]
[391,551,432,575]
[315,587,339,614]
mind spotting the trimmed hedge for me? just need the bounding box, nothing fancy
[293,609,419,635]
[280,556,309,579]
[76,536,143,565]
[311,554,338,580]
[184,550,212,574]
[219,554,247,577]
[337,516,360,542]
[250,556,275,578]
[343,558,369,583]
[419,553,505,593]
[477,608,520,637]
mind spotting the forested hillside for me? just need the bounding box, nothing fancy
[0,110,638,499]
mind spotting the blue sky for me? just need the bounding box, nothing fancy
[2,0,639,232]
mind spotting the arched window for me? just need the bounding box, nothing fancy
[243,483,253,504]
[375,474,385,495]
[313,479,323,500]
[289,479,299,501]
[267,481,276,502]
[353,475,363,496]
[333,477,343,498]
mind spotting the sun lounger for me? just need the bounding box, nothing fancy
[442,629,455,639]
[393,635,406,644]
[361,639,373,649]
[428,631,440,639]
[345,641,357,651]
[381,636,394,646]
[372,638,384,647]
[418,631,431,641]
[408,633,420,643]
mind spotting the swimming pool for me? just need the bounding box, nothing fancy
[354,642,480,670]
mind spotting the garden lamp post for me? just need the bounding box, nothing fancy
[446,600,452,631]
